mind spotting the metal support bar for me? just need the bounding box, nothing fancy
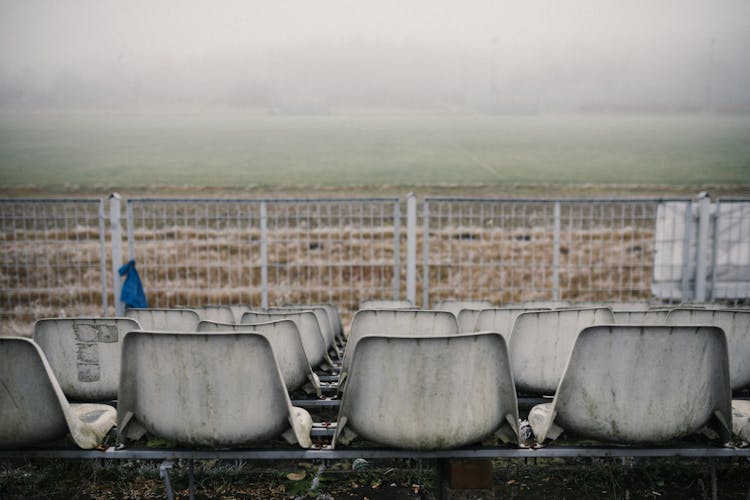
[680,200,693,302]
[189,459,196,500]
[695,193,711,302]
[553,201,561,301]
[393,200,401,300]
[709,200,720,301]
[421,197,430,308]
[97,199,108,316]
[159,459,176,500]
[260,201,268,309]
[406,193,417,305]
[109,193,124,316]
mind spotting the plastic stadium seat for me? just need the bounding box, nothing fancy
[197,319,321,397]
[229,305,251,323]
[509,308,614,395]
[431,299,494,316]
[33,318,141,401]
[0,337,116,449]
[268,306,337,355]
[456,309,481,332]
[528,325,732,444]
[340,310,459,386]
[117,331,312,448]
[359,299,415,310]
[240,311,330,369]
[612,310,670,324]
[124,308,200,331]
[334,333,519,450]
[191,305,236,324]
[666,308,750,390]
[732,400,750,442]
[474,307,546,342]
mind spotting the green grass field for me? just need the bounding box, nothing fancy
[1,111,749,189]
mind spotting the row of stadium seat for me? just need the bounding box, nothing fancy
[2,303,749,452]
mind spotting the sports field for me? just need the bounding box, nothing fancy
[1,111,749,190]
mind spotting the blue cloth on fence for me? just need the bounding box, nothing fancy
[118,259,148,309]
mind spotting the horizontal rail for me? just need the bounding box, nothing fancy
[126,197,400,204]
[2,446,749,461]
[424,197,694,204]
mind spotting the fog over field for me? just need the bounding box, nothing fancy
[1,0,749,112]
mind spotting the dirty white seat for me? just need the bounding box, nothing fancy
[268,306,336,354]
[33,317,141,401]
[340,309,459,386]
[240,311,330,369]
[229,305,251,323]
[334,332,519,450]
[192,305,236,324]
[197,319,321,397]
[612,310,669,325]
[117,331,312,448]
[732,399,750,442]
[432,299,494,317]
[666,308,750,390]
[456,309,481,332]
[529,325,732,444]
[124,308,200,331]
[359,299,415,310]
[474,307,546,342]
[0,337,116,449]
[509,307,614,395]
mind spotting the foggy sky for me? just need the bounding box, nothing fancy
[1,0,749,111]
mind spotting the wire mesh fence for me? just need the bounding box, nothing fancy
[420,197,684,307]
[0,198,108,334]
[1,194,748,335]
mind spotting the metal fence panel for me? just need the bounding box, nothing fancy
[0,198,108,335]
[421,197,684,307]
[124,198,401,313]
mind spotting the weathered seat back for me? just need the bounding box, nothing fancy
[456,309,481,332]
[667,308,750,390]
[509,307,614,394]
[117,331,312,448]
[432,300,494,316]
[341,310,459,383]
[240,311,328,368]
[334,333,518,449]
[192,305,236,324]
[474,308,546,342]
[612,310,669,324]
[33,317,140,401]
[0,337,116,449]
[268,306,335,350]
[197,319,320,396]
[359,299,414,310]
[124,308,200,331]
[529,325,732,444]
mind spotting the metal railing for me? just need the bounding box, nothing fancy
[1,193,748,333]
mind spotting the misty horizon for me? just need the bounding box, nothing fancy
[1,0,749,112]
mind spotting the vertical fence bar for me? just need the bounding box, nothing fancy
[97,199,108,316]
[694,193,711,302]
[421,197,430,308]
[708,199,720,301]
[393,200,401,300]
[680,201,693,302]
[109,193,124,316]
[260,201,269,309]
[553,201,561,301]
[406,193,417,306]
[126,201,135,261]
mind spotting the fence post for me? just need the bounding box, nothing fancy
[553,201,561,301]
[393,200,401,300]
[422,197,431,308]
[260,201,269,309]
[680,200,693,302]
[97,199,109,316]
[694,193,711,303]
[109,193,124,316]
[406,193,417,306]
[708,199,720,301]
[125,200,135,261]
